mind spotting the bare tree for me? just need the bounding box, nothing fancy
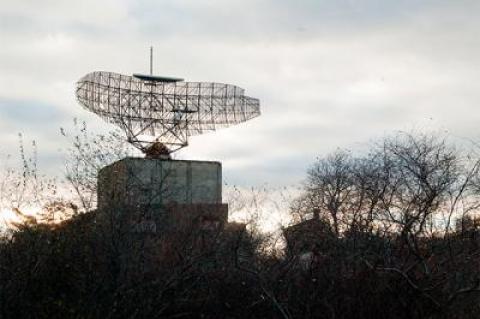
[288,131,480,317]
[60,118,136,211]
[302,149,356,235]
[0,134,58,218]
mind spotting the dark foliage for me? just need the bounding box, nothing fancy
[1,211,479,319]
[1,132,480,318]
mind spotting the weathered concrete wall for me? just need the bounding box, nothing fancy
[94,158,245,277]
[98,158,222,209]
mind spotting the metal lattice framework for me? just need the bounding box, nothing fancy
[76,71,260,153]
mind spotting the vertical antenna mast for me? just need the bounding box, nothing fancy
[150,46,153,75]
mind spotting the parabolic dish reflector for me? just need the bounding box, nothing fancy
[75,71,260,153]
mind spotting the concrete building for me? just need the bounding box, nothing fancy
[98,158,223,207]
[97,157,228,233]
[94,157,253,277]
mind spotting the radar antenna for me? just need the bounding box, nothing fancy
[149,46,153,76]
[75,48,261,155]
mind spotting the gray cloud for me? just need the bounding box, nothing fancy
[1,0,480,186]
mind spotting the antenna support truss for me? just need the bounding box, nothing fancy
[76,71,260,154]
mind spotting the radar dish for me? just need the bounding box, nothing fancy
[132,73,184,83]
[75,71,260,154]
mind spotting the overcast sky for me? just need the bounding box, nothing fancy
[1,0,480,187]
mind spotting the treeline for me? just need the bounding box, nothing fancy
[0,132,479,319]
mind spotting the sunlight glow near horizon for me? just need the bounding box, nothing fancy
[0,206,41,229]
[0,185,299,233]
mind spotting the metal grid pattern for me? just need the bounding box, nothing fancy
[76,71,261,152]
